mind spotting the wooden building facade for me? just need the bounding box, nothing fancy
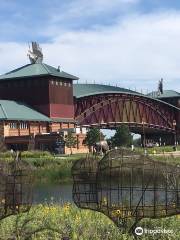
[0,63,88,154]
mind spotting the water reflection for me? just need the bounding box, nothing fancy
[33,183,73,204]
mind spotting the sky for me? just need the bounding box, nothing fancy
[0,0,180,93]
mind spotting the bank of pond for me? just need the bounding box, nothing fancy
[0,149,179,184]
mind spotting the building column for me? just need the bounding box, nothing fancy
[28,122,31,135]
[38,122,41,134]
[18,122,20,136]
[76,134,79,149]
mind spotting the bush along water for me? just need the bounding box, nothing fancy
[0,150,179,183]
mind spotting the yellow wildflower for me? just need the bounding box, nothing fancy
[63,202,71,211]
[116,209,121,215]
[111,209,122,217]
[101,197,108,206]
[43,206,50,215]
[75,215,81,222]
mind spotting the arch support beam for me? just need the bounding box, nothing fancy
[74,93,179,135]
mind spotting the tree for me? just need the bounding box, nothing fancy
[65,131,77,155]
[84,128,104,152]
[111,125,132,147]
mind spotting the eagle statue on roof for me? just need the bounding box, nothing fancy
[27,42,43,64]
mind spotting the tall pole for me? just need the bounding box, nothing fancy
[142,118,146,154]
[173,120,177,151]
[99,126,103,156]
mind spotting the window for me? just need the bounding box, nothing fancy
[56,81,58,86]
[60,81,63,86]
[10,123,17,129]
[64,82,67,87]
[20,122,28,129]
[69,82,71,87]
[51,80,54,85]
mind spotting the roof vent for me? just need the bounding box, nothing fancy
[57,66,61,72]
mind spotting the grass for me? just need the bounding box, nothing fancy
[26,149,180,183]
[0,149,179,183]
[136,145,180,154]
[0,150,88,183]
[0,203,179,240]
[24,153,88,183]
[154,155,180,164]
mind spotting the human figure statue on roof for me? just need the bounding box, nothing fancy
[27,42,43,64]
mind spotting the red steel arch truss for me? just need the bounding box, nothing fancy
[74,93,179,133]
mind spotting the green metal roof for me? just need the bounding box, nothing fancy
[73,84,138,98]
[73,83,180,111]
[147,90,180,99]
[0,63,79,81]
[0,100,51,122]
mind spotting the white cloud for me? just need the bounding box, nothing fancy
[0,10,180,93]
[50,0,139,24]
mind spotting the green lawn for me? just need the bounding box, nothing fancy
[137,145,180,154]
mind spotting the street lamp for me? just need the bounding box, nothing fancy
[173,120,177,151]
[142,119,146,155]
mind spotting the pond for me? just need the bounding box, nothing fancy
[33,183,73,204]
[33,182,176,207]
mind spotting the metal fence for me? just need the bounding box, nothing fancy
[72,148,180,232]
[0,152,33,220]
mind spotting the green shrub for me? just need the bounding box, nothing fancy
[21,150,52,158]
[0,204,179,240]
